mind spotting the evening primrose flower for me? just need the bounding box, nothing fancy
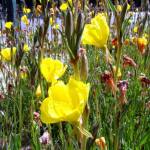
[40,77,90,124]
[133,26,138,33]
[60,3,68,11]
[23,43,30,52]
[127,3,131,10]
[21,15,29,25]
[137,37,148,54]
[23,7,31,14]
[113,66,122,78]
[82,13,109,48]
[117,5,122,12]
[5,22,13,29]
[50,17,53,25]
[60,0,72,11]
[1,47,16,61]
[53,24,60,30]
[40,58,67,83]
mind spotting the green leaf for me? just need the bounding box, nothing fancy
[76,125,93,138]
[107,0,117,12]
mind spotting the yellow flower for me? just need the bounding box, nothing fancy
[1,47,16,61]
[113,66,122,78]
[117,5,122,12]
[21,15,29,25]
[5,22,13,29]
[82,13,109,48]
[23,43,30,52]
[23,7,31,14]
[137,37,148,46]
[53,24,60,30]
[127,3,131,10]
[40,58,67,83]
[50,17,53,25]
[40,77,90,124]
[36,84,42,97]
[133,26,138,33]
[60,3,68,11]
[20,72,27,79]
[144,33,148,38]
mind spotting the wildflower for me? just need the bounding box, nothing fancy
[137,37,148,54]
[34,112,42,127]
[127,3,131,10]
[95,137,107,150]
[113,66,122,78]
[20,66,28,79]
[21,15,29,26]
[117,5,122,12]
[1,47,16,61]
[133,26,138,33]
[40,58,67,83]
[123,55,137,68]
[82,13,109,48]
[39,131,50,145]
[50,8,54,15]
[20,71,27,79]
[5,22,13,29]
[60,3,68,11]
[35,84,42,97]
[139,74,150,88]
[23,7,31,14]
[112,38,118,47]
[117,80,128,105]
[35,5,42,16]
[50,17,53,25]
[124,39,129,45]
[53,24,60,30]
[101,71,117,95]
[132,37,137,44]
[23,43,30,52]
[34,112,40,120]
[40,77,90,124]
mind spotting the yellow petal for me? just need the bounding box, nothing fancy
[21,15,29,25]
[23,7,31,14]
[1,47,16,61]
[23,43,30,52]
[82,13,109,48]
[5,22,13,29]
[40,77,90,124]
[40,58,67,83]
[60,3,68,11]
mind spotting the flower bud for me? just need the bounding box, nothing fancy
[79,48,88,81]
[35,84,42,98]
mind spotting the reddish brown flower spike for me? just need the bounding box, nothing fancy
[101,71,117,95]
[123,55,137,68]
[139,76,150,88]
[117,80,128,105]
